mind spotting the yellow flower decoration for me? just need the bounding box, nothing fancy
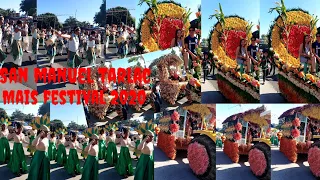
[0,117,11,126]
[183,104,211,118]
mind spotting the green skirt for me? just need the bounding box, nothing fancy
[31,38,39,54]
[115,146,133,176]
[98,140,106,160]
[81,155,98,180]
[106,141,118,166]
[134,153,154,180]
[27,136,35,152]
[0,48,7,63]
[11,40,23,60]
[0,137,10,163]
[65,148,81,174]
[81,142,88,158]
[56,144,67,166]
[67,51,83,68]
[27,150,50,180]
[48,141,57,161]
[86,47,96,65]
[8,142,28,174]
[133,140,141,157]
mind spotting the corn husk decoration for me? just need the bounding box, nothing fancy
[31,114,50,130]
[137,120,155,135]
[83,127,99,138]
[105,123,118,132]
[0,117,11,126]
[55,128,67,135]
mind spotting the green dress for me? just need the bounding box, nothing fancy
[27,150,50,180]
[133,140,141,157]
[81,142,88,158]
[116,146,133,176]
[8,142,28,174]
[27,135,35,153]
[81,155,98,180]
[56,143,67,166]
[0,136,10,163]
[134,153,154,180]
[48,140,57,161]
[98,139,106,160]
[86,47,96,65]
[65,148,81,175]
[105,141,118,166]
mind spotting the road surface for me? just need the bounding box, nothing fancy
[154,145,197,180]
[216,148,256,180]
[271,146,316,180]
[201,74,229,103]
[105,42,135,61]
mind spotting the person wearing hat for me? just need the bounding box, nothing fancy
[115,127,134,178]
[27,125,50,180]
[105,128,118,166]
[27,127,37,156]
[81,137,89,160]
[98,129,107,160]
[134,130,154,180]
[55,130,67,166]
[261,49,270,85]
[81,134,99,180]
[65,132,82,176]
[7,122,28,176]
[48,132,57,161]
[0,121,10,163]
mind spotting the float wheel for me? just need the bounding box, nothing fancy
[308,141,320,178]
[248,142,271,180]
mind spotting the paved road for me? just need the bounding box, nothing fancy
[105,42,136,61]
[216,148,257,180]
[201,74,229,103]
[154,144,197,180]
[271,146,316,180]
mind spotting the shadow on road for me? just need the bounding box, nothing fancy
[260,93,287,103]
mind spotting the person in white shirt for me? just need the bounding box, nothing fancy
[29,24,39,61]
[0,16,7,68]
[46,30,57,67]
[0,121,10,163]
[65,132,82,176]
[27,125,50,180]
[81,134,99,180]
[11,20,23,67]
[105,25,110,49]
[22,21,29,53]
[87,31,96,66]
[56,30,64,56]
[67,27,82,68]
[95,32,101,58]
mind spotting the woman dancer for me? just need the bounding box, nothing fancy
[57,30,64,56]
[22,21,29,53]
[134,130,154,180]
[0,121,10,163]
[87,31,96,66]
[81,134,99,180]
[48,132,57,161]
[299,34,316,74]
[105,128,118,166]
[98,129,106,160]
[81,137,89,160]
[67,27,83,82]
[56,130,67,166]
[39,29,45,47]
[11,20,23,67]
[7,123,28,176]
[27,127,37,156]
[133,134,142,160]
[29,24,39,61]
[115,127,134,178]
[27,125,50,180]
[46,30,58,67]
[65,133,82,176]
[95,32,102,58]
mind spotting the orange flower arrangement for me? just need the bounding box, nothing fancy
[157,132,176,159]
[223,139,239,163]
[280,137,297,162]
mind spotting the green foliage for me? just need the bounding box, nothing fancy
[37,13,61,29]
[38,103,50,116]
[106,6,135,26]
[94,0,106,26]
[0,108,10,120]
[20,0,36,16]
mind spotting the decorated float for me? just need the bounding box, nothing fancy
[157,104,216,180]
[278,104,320,178]
[222,106,271,179]
[209,4,260,103]
[268,0,320,103]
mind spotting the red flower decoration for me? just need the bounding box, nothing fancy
[292,118,301,127]
[223,30,247,59]
[171,111,180,121]
[291,128,300,138]
[170,123,179,133]
[235,122,242,131]
[267,127,271,134]
[233,132,242,141]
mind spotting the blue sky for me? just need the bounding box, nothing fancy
[135,0,201,28]
[0,0,21,12]
[50,104,87,126]
[268,104,306,125]
[202,0,259,40]
[0,103,41,116]
[260,0,320,35]
[107,0,136,21]
[37,0,104,24]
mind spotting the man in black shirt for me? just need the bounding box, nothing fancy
[184,27,198,71]
[247,37,259,72]
[312,32,320,72]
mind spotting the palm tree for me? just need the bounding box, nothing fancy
[128,55,146,68]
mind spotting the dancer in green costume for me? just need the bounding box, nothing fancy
[81,134,99,180]
[116,127,134,178]
[48,132,57,161]
[7,122,28,176]
[105,129,118,166]
[98,129,106,160]
[133,134,142,160]
[55,130,67,166]
[65,132,82,176]
[81,137,89,160]
[134,130,154,180]
[27,128,37,156]
[0,122,10,163]
[27,125,50,180]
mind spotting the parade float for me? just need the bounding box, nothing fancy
[137,0,191,52]
[222,106,271,179]
[157,104,216,180]
[268,0,320,103]
[30,114,50,130]
[278,104,320,178]
[209,4,260,103]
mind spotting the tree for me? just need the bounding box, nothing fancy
[0,108,10,120]
[63,16,79,28]
[106,7,135,26]
[0,8,16,17]
[261,34,268,44]
[20,0,36,17]
[38,103,50,116]
[94,0,106,26]
[78,21,90,28]
[25,113,34,122]
[51,119,65,130]
[11,110,26,121]
[37,13,61,29]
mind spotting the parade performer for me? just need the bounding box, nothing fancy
[98,128,106,160]
[95,32,102,58]
[27,127,37,156]
[7,122,28,176]
[27,125,50,180]
[65,132,82,176]
[11,20,23,67]
[0,16,7,68]
[55,129,67,166]
[81,134,99,180]
[48,132,57,161]
[133,134,142,159]
[81,137,89,160]
[105,126,118,166]
[0,118,10,163]
[57,30,64,56]
[67,27,83,82]
[46,30,57,67]
[39,29,45,46]
[29,25,39,61]
[115,127,134,178]
[22,21,29,53]
[86,31,96,66]
[134,130,154,180]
